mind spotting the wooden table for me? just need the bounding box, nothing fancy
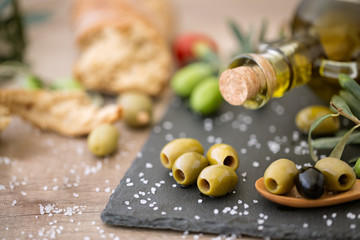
[0,0,298,239]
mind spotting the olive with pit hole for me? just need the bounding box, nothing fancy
[172,152,208,186]
[87,123,119,157]
[190,76,223,116]
[263,158,298,195]
[171,62,216,98]
[295,105,340,135]
[117,91,153,128]
[206,143,239,170]
[160,138,204,169]
[315,157,356,192]
[197,165,238,197]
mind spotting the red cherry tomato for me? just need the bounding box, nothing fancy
[173,33,217,66]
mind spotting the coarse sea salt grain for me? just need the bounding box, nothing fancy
[347,212,356,219]
[326,219,333,226]
[162,121,173,130]
[12,200,17,206]
[268,125,276,133]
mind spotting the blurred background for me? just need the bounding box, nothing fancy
[14,0,299,81]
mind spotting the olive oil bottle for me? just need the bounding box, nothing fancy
[219,0,360,109]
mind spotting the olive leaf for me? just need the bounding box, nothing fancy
[329,124,360,160]
[330,95,353,117]
[228,18,269,55]
[192,42,221,68]
[308,113,339,162]
[312,131,360,149]
[258,19,268,43]
[339,73,360,102]
[339,90,360,118]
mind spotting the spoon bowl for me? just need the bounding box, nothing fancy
[255,177,360,208]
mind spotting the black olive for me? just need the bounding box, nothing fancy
[295,167,325,199]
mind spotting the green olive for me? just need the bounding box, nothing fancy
[171,62,216,98]
[354,158,360,178]
[24,75,44,90]
[172,152,208,186]
[263,158,298,195]
[160,138,204,169]
[117,91,153,128]
[87,123,119,157]
[295,105,340,135]
[189,76,223,116]
[197,165,238,197]
[50,78,83,91]
[206,143,239,170]
[315,157,356,192]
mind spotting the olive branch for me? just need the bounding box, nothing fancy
[308,74,360,163]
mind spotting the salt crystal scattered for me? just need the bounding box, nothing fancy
[163,121,173,130]
[252,161,259,168]
[105,187,111,193]
[347,212,356,220]
[326,219,333,226]
[268,125,276,133]
[11,200,17,206]
[303,223,309,228]
[73,193,79,198]
[145,163,153,169]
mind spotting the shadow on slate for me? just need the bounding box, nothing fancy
[101,86,360,240]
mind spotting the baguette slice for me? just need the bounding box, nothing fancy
[0,89,122,137]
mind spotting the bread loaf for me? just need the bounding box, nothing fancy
[71,0,175,97]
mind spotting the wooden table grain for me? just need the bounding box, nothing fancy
[0,0,298,239]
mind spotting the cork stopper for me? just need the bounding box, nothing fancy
[219,66,263,106]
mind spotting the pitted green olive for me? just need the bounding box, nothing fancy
[197,165,238,197]
[87,124,119,157]
[263,158,298,195]
[172,152,208,186]
[315,157,356,192]
[160,138,204,169]
[206,143,239,170]
[295,105,340,135]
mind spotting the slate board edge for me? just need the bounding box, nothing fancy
[101,180,357,240]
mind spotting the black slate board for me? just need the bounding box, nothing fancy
[101,86,360,240]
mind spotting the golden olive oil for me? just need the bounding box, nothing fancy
[220,0,360,108]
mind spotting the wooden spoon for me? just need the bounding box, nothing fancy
[255,177,360,208]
